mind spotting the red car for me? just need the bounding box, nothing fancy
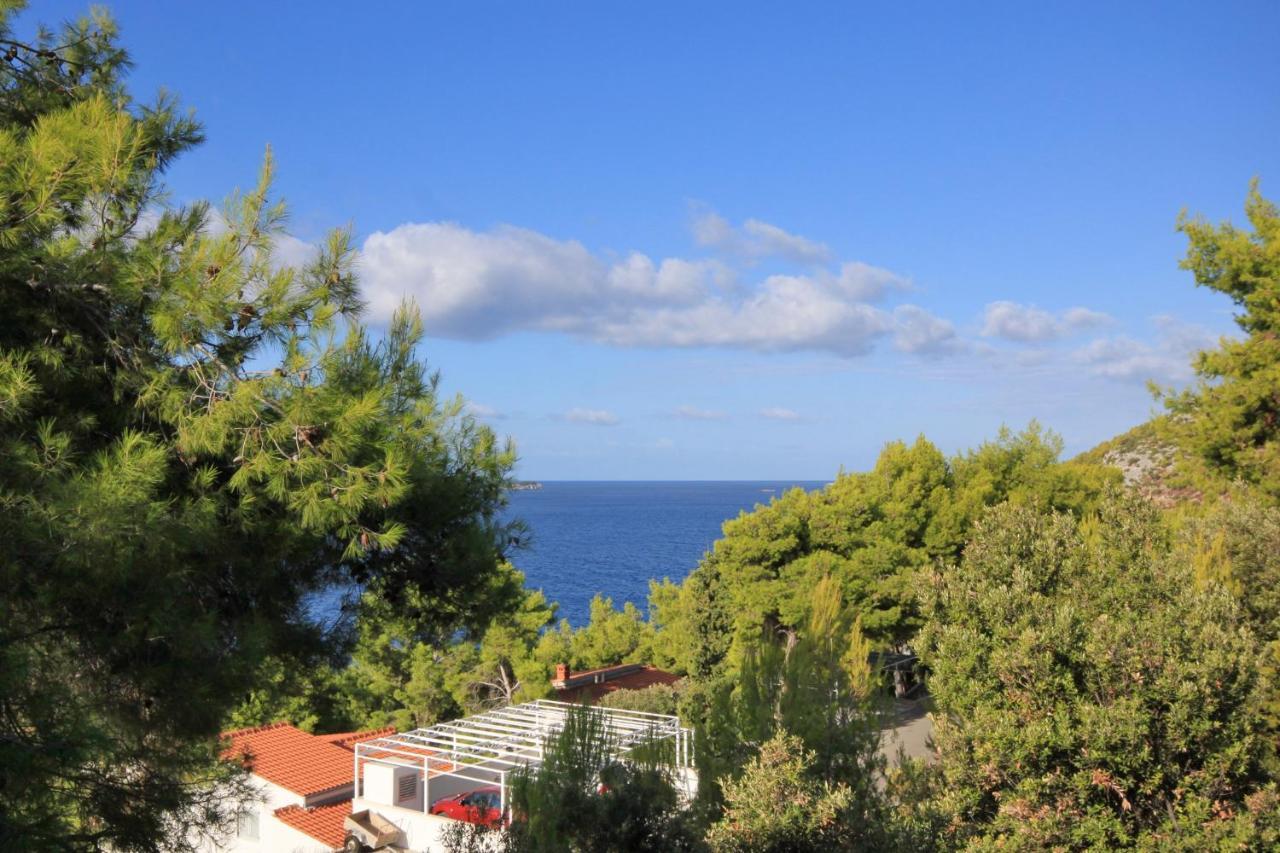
[429,787,503,825]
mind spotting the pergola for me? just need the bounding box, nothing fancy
[353,699,693,818]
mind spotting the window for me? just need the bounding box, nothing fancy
[236,810,260,841]
[397,773,417,802]
[463,792,498,809]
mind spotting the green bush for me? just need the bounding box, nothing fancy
[597,683,683,716]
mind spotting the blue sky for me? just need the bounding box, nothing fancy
[31,1,1280,478]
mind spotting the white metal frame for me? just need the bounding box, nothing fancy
[353,700,694,819]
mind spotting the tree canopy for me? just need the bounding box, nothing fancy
[916,495,1277,849]
[1165,181,1280,501]
[654,424,1117,682]
[5,4,1280,851]
[0,5,515,848]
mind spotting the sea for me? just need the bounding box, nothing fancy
[308,480,827,629]
[504,481,826,626]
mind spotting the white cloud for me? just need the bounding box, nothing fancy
[464,401,503,419]
[691,206,830,265]
[1075,337,1176,381]
[981,301,1113,342]
[1013,348,1054,367]
[1063,306,1113,330]
[273,232,322,270]
[588,272,894,355]
[674,405,727,421]
[1073,315,1220,383]
[760,407,803,421]
[563,408,620,426]
[359,220,911,358]
[1151,313,1220,355]
[830,261,908,302]
[362,223,610,339]
[893,304,964,355]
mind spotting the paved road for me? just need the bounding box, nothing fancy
[877,697,935,767]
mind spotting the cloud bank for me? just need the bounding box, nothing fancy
[358,218,950,359]
[690,207,831,265]
[563,408,620,426]
[981,301,1113,342]
[1073,315,1219,383]
[674,405,728,421]
[342,209,1207,388]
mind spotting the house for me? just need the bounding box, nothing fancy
[211,700,695,852]
[348,700,695,850]
[212,722,394,852]
[550,662,681,704]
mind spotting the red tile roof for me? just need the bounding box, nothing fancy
[274,800,351,849]
[554,664,681,703]
[222,723,392,798]
[320,727,397,752]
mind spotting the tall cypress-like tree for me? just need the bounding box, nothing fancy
[0,5,515,849]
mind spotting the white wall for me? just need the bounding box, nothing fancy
[364,761,424,812]
[198,778,332,853]
[352,796,459,853]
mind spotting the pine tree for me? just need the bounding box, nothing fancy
[1165,181,1280,500]
[0,6,515,848]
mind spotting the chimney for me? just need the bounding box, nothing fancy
[553,663,569,685]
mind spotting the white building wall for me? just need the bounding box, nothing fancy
[352,796,458,853]
[199,777,331,853]
[364,761,424,811]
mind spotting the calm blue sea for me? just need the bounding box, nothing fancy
[308,481,826,629]
[505,481,826,626]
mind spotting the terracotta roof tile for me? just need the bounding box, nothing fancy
[316,729,361,743]
[274,799,351,849]
[222,722,357,798]
[321,726,397,752]
[555,665,681,703]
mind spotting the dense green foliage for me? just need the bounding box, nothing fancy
[536,594,656,672]
[0,4,515,849]
[732,577,878,783]
[704,732,867,853]
[654,424,1117,682]
[691,577,890,848]
[320,424,1138,852]
[338,563,555,730]
[597,683,682,716]
[1164,181,1280,500]
[1181,497,1280,774]
[5,3,1280,850]
[915,495,1276,848]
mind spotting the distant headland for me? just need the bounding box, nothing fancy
[510,481,543,491]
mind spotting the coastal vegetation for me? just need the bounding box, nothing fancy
[3,3,1280,851]
[0,5,517,847]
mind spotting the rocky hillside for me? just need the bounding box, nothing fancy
[1076,419,1204,509]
